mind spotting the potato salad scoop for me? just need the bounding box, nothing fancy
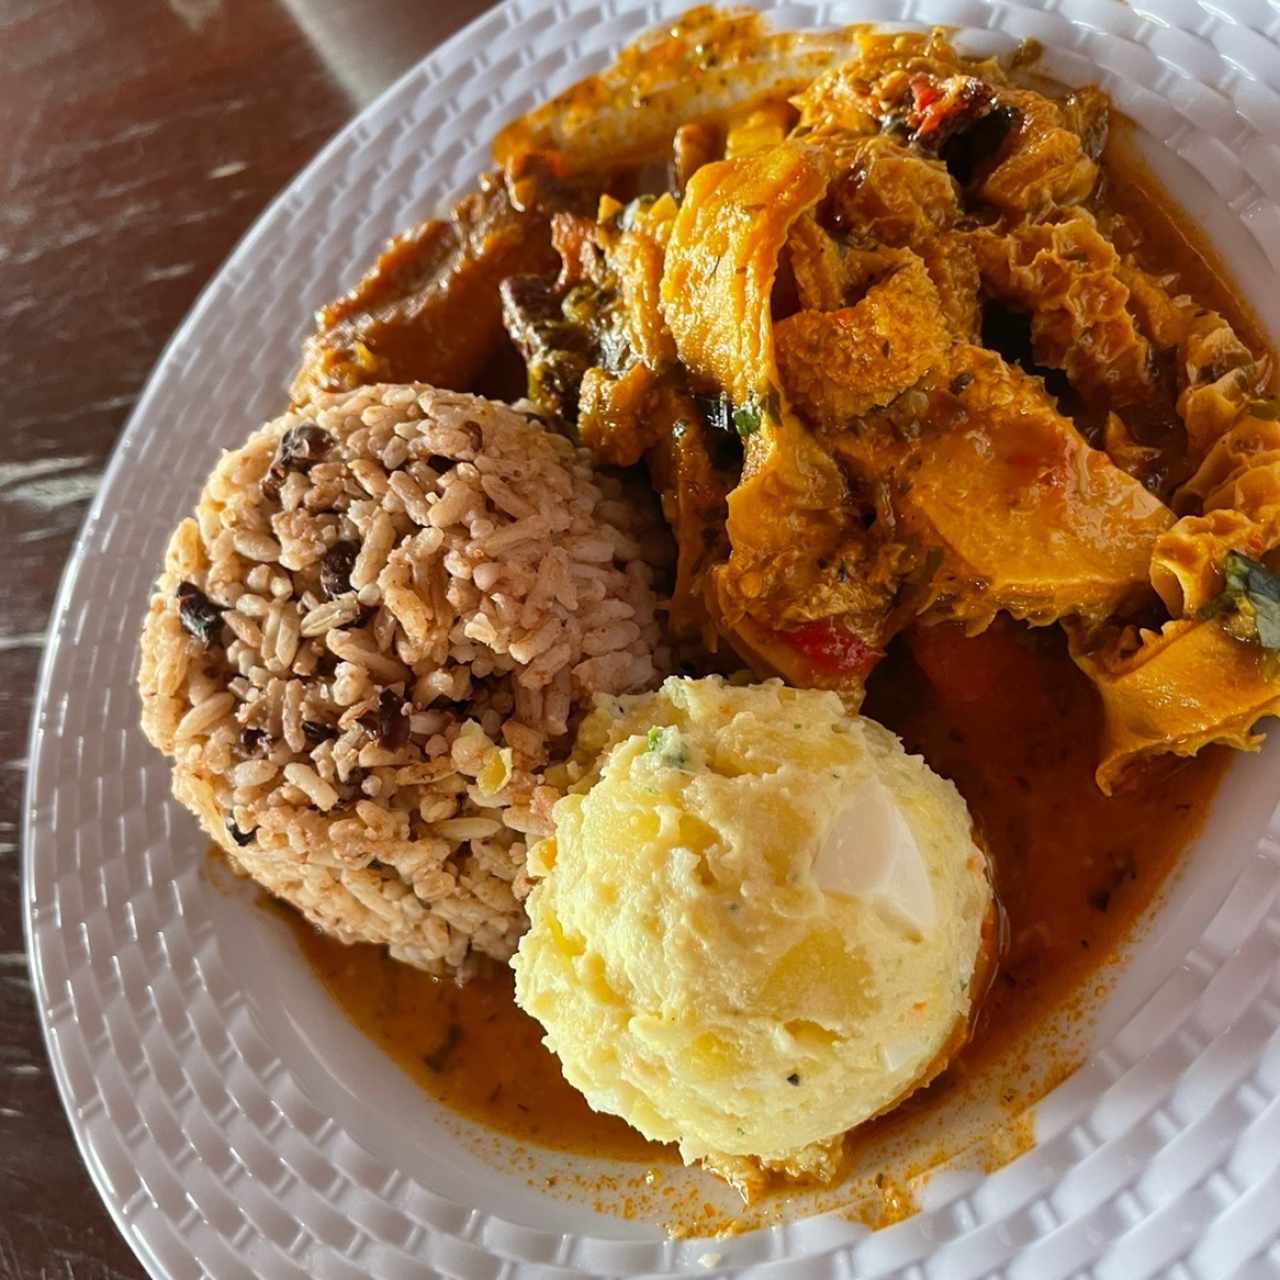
[513,676,993,1196]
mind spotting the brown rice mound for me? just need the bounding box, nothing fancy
[138,383,668,978]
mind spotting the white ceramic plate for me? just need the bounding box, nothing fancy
[24,1,1280,1276]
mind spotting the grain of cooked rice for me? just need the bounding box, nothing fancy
[138,383,669,979]
[175,691,234,740]
[284,761,340,811]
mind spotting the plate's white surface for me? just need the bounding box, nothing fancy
[22,1,1280,1277]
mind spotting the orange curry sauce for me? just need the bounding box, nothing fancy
[286,618,1226,1171]
[281,136,1250,1180]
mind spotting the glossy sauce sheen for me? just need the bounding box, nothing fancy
[1104,126,1273,362]
[287,130,1245,1166]
[290,914,666,1160]
[289,625,1224,1165]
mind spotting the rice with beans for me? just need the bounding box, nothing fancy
[138,384,668,978]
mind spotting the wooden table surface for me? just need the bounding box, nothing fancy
[0,2,495,1274]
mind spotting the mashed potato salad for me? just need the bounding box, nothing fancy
[514,678,992,1197]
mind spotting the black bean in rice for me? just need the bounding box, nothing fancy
[138,384,669,979]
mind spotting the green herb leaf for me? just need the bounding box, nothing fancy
[732,401,762,437]
[1250,589,1280,653]
[1224,550,1253,595]
[733,388,779,437]
[646,725,691,769]
[697,389,777,438]
[1199,549,1280,662]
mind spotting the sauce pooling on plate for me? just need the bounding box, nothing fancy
[285,911,670,1163]
[284,621,1224,1165]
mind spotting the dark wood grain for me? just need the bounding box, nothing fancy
[0,2,495,1274]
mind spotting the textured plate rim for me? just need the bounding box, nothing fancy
[19,9,556,1279]
[22,1,1280,1278]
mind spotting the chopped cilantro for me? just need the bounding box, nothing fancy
[732,402,762,437]
[1199,549,1280,673]
[646,725,691,769]
[699,388,779,439]
[735,387,782,436]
